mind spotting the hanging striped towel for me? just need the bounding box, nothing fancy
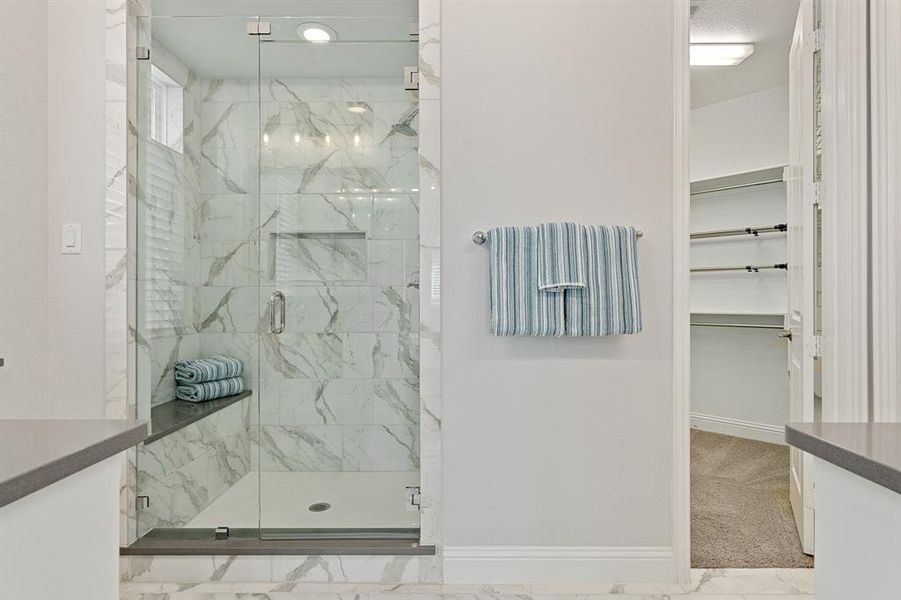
[176,377,245,403]
[174,355,243,384]
[565,225,642,336]
[488,226,564,336]
[537,222,587,292]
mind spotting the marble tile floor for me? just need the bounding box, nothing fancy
[186,471,421,529]
[120,568,814,599]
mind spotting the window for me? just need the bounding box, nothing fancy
[149,65,183,153]
[142,64,186,334]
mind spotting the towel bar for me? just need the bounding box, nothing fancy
[472,229,644,245]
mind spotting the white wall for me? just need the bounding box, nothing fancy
[441,0,675,557]
[689,86,790,441]
[0,0,107,419]
[690,85,788,181]
[46,0,107,419]
[0,0,50,418]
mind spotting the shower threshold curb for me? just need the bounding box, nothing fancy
[122,528,435,556]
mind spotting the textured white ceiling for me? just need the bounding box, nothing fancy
[690,0,800,108]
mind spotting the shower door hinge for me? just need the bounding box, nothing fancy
[805,27,823,54]
[408,23,419,40]
[405,486,421,512]
[247,21,272,36]
[806,334,823,359]
[136,46,150,61]
[806,181,821,207]
[404,66,420,91]
[136,495,150,509]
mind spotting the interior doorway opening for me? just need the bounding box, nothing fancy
[687,0,818,569]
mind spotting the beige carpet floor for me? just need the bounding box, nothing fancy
[690,429,814,568]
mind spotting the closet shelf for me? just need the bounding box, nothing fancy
[691,310,786,316]
[690,165,787,197]
[690,322,784,330]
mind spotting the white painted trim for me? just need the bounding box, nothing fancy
[443,546,674,585]
[869,0,901,422]
[672,0,692,585]
[820,0,870,422]
[690,412,786,445]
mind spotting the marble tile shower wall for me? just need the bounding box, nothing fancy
[196,76,421,474]
[136,397,252,535]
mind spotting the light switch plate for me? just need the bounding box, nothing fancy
[61,223,82,254]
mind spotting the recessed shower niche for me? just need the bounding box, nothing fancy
[133,13,421,541]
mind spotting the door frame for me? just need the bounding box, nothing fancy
[671,0,873,581]
[671,0,691,583]
[869,0,901,422]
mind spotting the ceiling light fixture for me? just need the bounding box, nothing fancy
[690,43,755,66]
[346,102,371,114]
[297,22,337,43]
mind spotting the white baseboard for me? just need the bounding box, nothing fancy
[691,412,785,445]
[443,546,674,584]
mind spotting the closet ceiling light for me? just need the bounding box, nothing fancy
[297,23,336,43]
[690,43,755,66]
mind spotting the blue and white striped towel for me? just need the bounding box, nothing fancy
[176,377,245,403]
[565,225,642,336]
[488,226,564,336]
[174,355,243,384]
[537,222,587,292]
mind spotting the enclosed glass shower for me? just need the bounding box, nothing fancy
[134,15,420,540]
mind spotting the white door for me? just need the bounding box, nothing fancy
[787,0,816,555]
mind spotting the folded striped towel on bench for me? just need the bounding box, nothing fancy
[174,355,243,384]
[176,377,244,403]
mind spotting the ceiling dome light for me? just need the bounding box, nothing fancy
[347,102,371,114]
[297,23,336,43]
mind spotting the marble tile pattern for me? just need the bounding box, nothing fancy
[119,567,813,596]
[136,397,253,536]
[193,75,421,475]
[106,0,146,552]
[417,0,443,550]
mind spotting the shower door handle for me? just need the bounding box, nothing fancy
[269,290,286,334]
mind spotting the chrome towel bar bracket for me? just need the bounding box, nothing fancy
[472,229,643,245]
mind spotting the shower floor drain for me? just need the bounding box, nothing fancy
[308,502,331,513]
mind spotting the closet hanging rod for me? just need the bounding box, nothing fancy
[690,322,785,330]
[691,263,788,273]
[690,223,787,240]
[471,229,644,245]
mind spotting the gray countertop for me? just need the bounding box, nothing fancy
[0,419,147,508]
[786,422,901,495]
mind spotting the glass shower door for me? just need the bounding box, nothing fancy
[134,16,262,539]
[256,17,422,536]
[134,13,422,542]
